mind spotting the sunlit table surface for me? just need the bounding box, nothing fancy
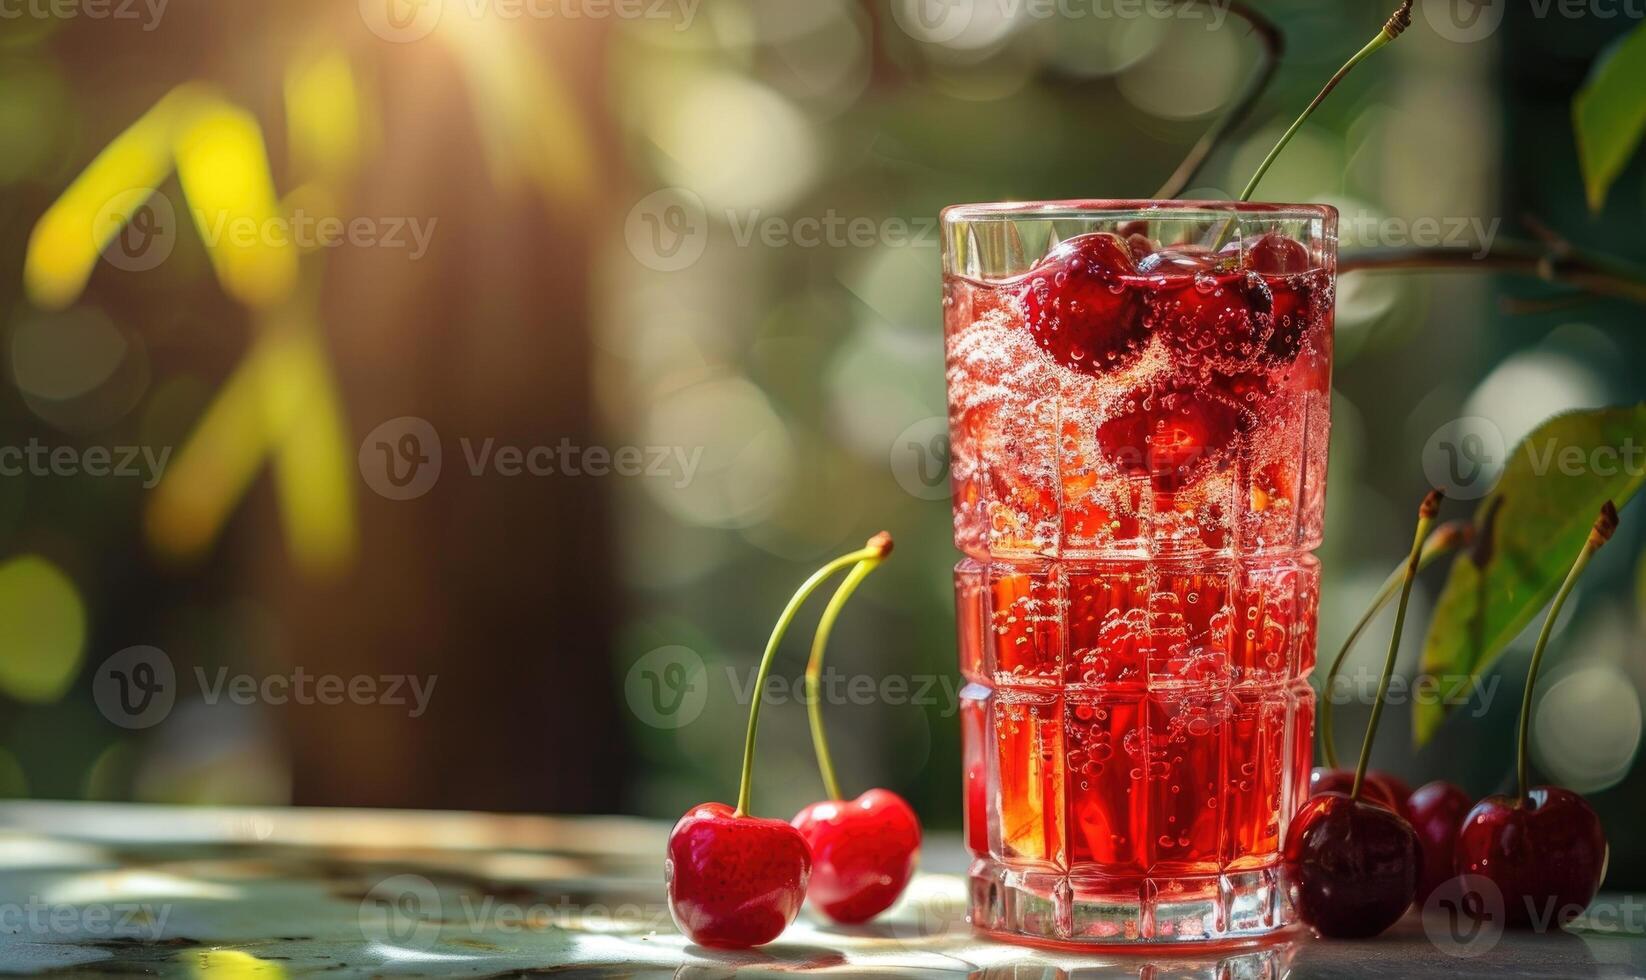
[1,802,1644,978]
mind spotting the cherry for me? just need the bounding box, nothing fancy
[667,803,811,948]
[792,789,922,924]
[791,533,918,924]
[1016,233,1149,375]
[1407,780,1472,903]
[1094,382,1251,493]
[666,535,895,948]
[1284,491,1441,939]
[1262,271,1327,365]
[1454,788,1607,929]
[1152,270,1274,369]
[1309,767,1404,818]
[1242,232,1314,275]
[1450,503,1617,930]
[1285,793,1421,938]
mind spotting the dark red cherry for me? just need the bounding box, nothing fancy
[667,802,811,948]
[1016,233,1148,374]
[1094,382,1250,494]
[1151,270,1274,369]
[792,789,921,924]
[1454,787,1607,930]
[1243,232,1314,275]
[1284,793,1421,938]
[1309,767,1406,818]
[1407,780,1472,903]
[1262,270,1328,365]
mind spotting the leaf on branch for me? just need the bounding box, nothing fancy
[1574,21,1646,212]
[1415,405,1646,745]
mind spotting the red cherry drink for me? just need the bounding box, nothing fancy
[944,201,1336,945]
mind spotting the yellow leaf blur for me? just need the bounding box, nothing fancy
[269,325,358,577]
[174,99,299,309]
[284,46,363,184]
[22,85,204,310]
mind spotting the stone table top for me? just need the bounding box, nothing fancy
[0,801,1642,977]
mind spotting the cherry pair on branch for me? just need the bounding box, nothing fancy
[665,533,919,949]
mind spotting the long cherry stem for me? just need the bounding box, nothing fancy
[735,541,884,817]
[805,540,891,802]
[1239,1,1412,202]
[1516,502,1618,798]
[1321,520,1474,769]
[1352,489,1441,801]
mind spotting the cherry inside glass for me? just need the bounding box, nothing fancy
[944,200,1337,945]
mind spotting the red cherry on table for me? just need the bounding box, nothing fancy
[792,789,922,924]
[667,802,812,948]
[1407,780,1472,903]
[1016,232,1149,375]
[1309,767,1408,819]
[1284,792,1421,938]
[1454,787,1608,929]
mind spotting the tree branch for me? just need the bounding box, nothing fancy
[1340,239,1646,307]
[1152,0,1284,199]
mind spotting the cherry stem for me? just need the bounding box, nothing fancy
[735,543,882,818]
[1516,501,1618,799]
[1321,520,1474,769]
[805,556,885,802]
[1351,489,1441,802]
[1239,1,1411,203]
[1152,0,1283,199]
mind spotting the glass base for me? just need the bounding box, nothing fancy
[968,859,1295,946]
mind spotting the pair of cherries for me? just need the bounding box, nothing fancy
[1289,498,1615,937]
[665,534,923,949]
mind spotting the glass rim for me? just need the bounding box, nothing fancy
[940,199,1338,226]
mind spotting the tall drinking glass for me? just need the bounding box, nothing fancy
[944,201,1337,946]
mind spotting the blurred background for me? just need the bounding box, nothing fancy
[2,0,1646,883]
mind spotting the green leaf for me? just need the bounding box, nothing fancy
[1415,405,1646,745]
[1574,22,1646,212]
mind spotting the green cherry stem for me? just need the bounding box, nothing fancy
[1321,520,1474,769]
[805,532,894,802]
[1516,502,1618,798]
[735,534,891,818]
[1239,1,1413,203]
[1208,1,1412,252]
[1351,489,1442,802]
